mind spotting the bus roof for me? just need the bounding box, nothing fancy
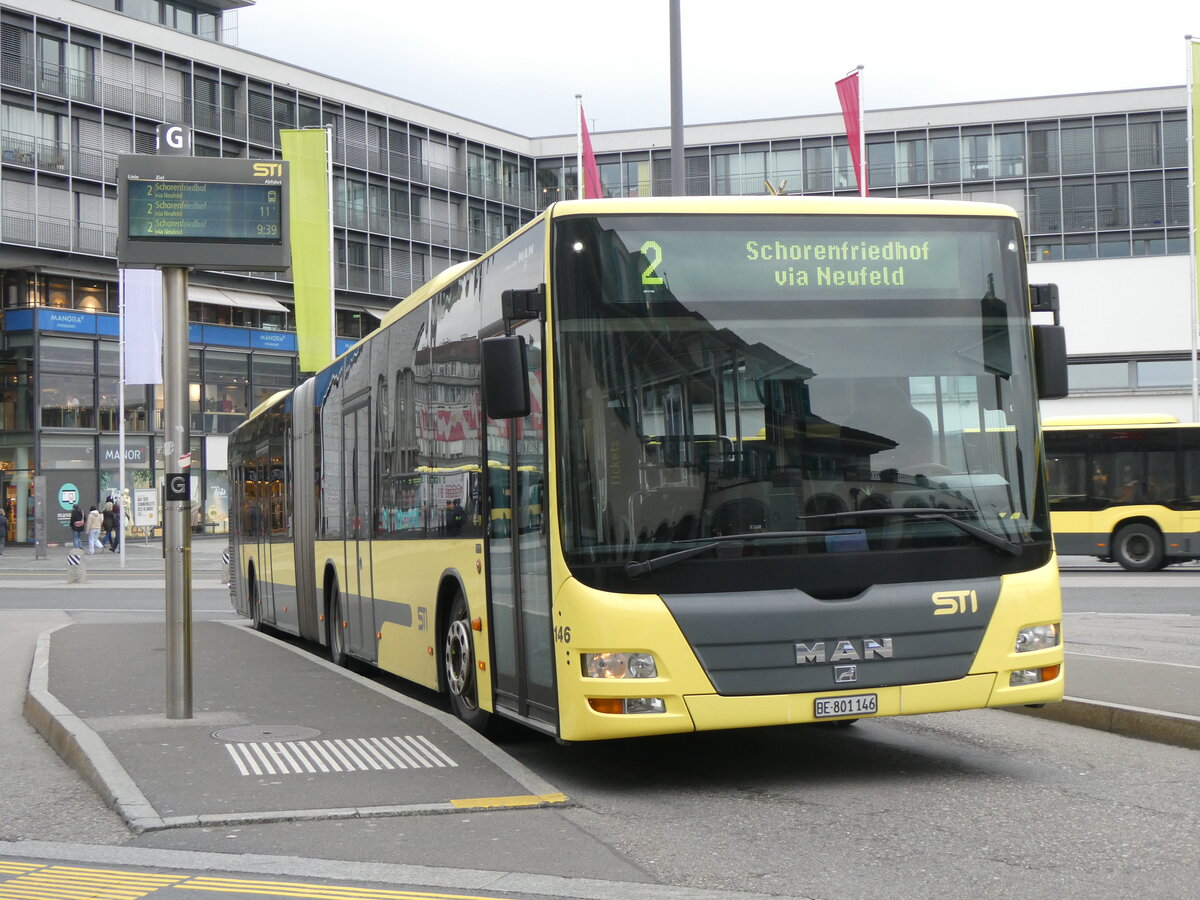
[377,259,475,331]
[245,389,291,421]
[545,195,1022,219]
[1043,414,1183,428]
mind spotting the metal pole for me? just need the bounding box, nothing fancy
[669,0,684,197]
[575,93,585,200]
[118,271,126,568]
[162,265,192,719]
[1187,36,1199,422]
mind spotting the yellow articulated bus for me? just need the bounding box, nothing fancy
[228,196,1068,742]
[1043,414,1200,570]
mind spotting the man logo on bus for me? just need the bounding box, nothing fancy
[932,589,979,615]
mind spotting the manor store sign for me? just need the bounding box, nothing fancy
[99,438,150,465]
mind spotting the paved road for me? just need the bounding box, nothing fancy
[0,546,1196,899]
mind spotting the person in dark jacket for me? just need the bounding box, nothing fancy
[101,501,116,550]
[69,504,84,549]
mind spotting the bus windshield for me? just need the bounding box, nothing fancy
[552,212,1053,592]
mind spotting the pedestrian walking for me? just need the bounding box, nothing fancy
[85,505,102,554]
[110,499,123,552]
[69,503,84,549]
[101,501,116,550]
[0,505,7,556]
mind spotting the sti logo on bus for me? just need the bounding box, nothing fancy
[795,637,893,664]
[253,162,283,177]
[932,589,979,615]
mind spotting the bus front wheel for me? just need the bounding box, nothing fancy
[1112,523,1164,571]
[444,591,490,733]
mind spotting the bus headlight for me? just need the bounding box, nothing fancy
[582,652,658,679]
[1015,624,1060,652]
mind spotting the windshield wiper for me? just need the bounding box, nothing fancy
[796,507,1023,556]
[623,530,845,578]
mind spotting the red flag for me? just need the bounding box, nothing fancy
[835,70,868,197]
[579,104,603,199]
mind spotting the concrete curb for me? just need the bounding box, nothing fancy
[1008,697,1200,750]
[22,620,570,836]
[22,625,166,833]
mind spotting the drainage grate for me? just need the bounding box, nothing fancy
[222,735,458,776]
[213,725,322,743]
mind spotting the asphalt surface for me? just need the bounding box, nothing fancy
[2,538,1197,898]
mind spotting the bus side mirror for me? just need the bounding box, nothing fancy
[1033,324,1068,400]
[481,334,531,419]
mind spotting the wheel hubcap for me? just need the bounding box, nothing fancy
[445,618,476,710]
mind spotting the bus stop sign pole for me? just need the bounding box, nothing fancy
[163,265,192,719]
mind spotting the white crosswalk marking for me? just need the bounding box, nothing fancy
[223,736,458,776]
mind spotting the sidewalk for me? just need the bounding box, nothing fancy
[0,534,227,575]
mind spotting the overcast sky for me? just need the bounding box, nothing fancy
[236,1,1200,136]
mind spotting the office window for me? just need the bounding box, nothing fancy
[1166,176,1188,226]
[1137,359,1190,388]
[1163,117,1187,167]
[803,142,831,192]
[995,131,1024,178]
[893,135,927,185]
[930,134,960,182]
[962,133,991,180]
[1068,362,1129,391]
[1061,181,1095,231]
[770,148,802,186]
[1029,238,1062,261]
[1128,118,1161,169]
[867,141,895,188]
[1028,183,1061,233]
[1060,122,1093,174]
[124,1,162,25]
[1131,175,1165,227]
[1028,125,1059,175]
[1097,232,1130,258]
[1064,236,1096,259]
[1096,178,1128,229]
[1095,121,1127,172]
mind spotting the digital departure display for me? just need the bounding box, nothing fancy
[125,180,283,243]
[116,156,290,271]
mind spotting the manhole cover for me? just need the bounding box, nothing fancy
[213,725,322,743]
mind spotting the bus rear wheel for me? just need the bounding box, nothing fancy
[444,591,490,733]
[1112,523,1164,571]
[327,583,348,667]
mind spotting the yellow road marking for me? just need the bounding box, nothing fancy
[0,863,183,899]
[177,876,511,898]
[449,791,568,809]
[0,863,38,875]
[0,862,523,900]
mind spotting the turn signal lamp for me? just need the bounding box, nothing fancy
[588,697,666,714]
[1009,664,1061,686]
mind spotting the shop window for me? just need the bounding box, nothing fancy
[40,373,95,428]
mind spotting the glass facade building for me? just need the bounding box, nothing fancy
[0,0,1191,545]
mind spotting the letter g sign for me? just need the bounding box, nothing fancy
[156,124,193,156]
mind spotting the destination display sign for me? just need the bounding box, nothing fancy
[573,214,1019,304]
[116,155,291,271]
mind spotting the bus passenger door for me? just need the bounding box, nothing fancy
[341,401,375,661]
[251,442,274,622]
[486,319,556,731]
